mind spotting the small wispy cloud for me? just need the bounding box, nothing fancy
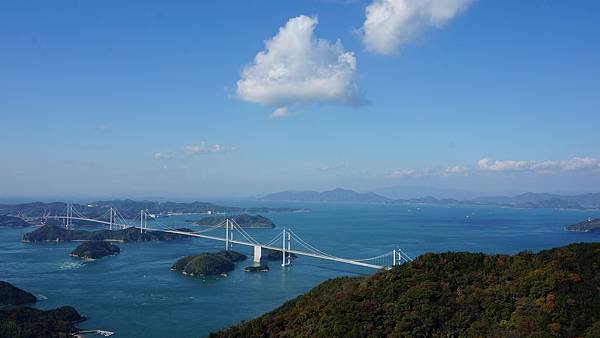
[94,124,113,133]
[183,143,232,156]
[270,107,291,119]
[154,152,175,160]
[154,142,234,160]
[317,164,346,172]
[389,168,434,178]
[443,165,469,176]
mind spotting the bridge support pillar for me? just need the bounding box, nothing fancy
[253,245,268,264]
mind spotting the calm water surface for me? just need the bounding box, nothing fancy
[2,202,600,337]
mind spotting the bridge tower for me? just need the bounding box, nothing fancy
[139,210,147,233]
[225,219,230,251]
[281,228,291,267]
[109,207,114,231]
[65,203,72,229]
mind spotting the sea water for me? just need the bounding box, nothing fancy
[2,201,600,337]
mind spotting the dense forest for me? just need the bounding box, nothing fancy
[212,242,600,337]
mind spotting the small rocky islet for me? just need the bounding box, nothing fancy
[244,266,269,272]
[70,241,120,260]
[171,250,247,276]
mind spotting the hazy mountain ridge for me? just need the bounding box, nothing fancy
[0,199,304,219]
[263,189,600,209]
[372,185,483,200]
[262,188,391,203]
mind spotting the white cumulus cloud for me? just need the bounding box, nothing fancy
[237,15,363,116]
[361,0,473,55]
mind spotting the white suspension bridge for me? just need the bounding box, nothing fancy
[44,204,412,270]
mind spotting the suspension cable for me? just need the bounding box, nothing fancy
[288,229,396,264]
[189,219,228,234]
[287,230,335,257]
[230,219,260,244]
[264,232,283,246]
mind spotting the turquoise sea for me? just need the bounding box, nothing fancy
[2,201,600,337]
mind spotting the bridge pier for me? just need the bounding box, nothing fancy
[253,245,268,264]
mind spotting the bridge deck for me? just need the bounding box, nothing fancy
[146,227,386,270]
[46,216,388,270]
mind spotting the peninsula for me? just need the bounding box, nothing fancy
[566,218,600,232]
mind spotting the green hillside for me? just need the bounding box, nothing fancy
[211,242,600,337]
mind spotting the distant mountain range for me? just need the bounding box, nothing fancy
[0,200,305,220]
[371,185,483,200]
[262,188,391,204]
[262,188,600,210]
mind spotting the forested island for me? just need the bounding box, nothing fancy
[171,250,247,276]
[566,218,600,232]
[0,281,84,338]
[22,224,192,243]
[70,241,121,260]
[211,242,600,337]
[194,214,276,228]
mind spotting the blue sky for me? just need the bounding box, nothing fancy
[1,0,599,199]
